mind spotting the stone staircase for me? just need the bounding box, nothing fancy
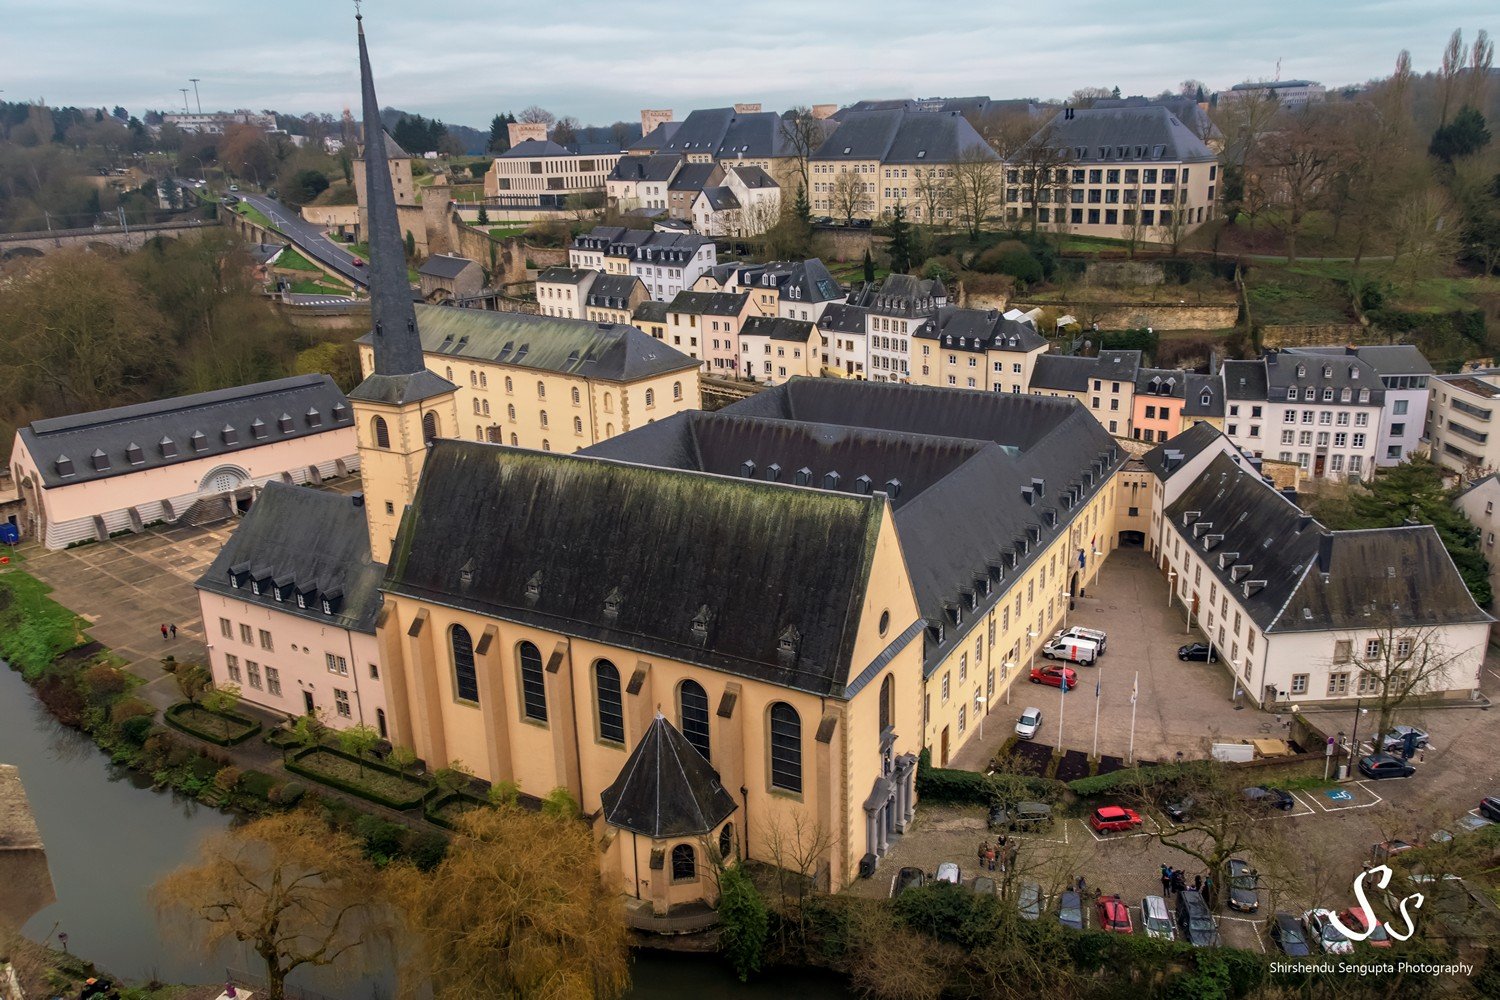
[173,494,234,528]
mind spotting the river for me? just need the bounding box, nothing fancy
[0,664,850,997]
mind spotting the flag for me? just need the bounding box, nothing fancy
[1130,675,1138,706]
[1095,679,1101,698]
[1078,548,1086,569]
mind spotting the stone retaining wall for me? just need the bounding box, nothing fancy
[1259,323,1369,348]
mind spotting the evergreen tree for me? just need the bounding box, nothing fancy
[487,114,510,153]
[887,202,913,274]
[1111,85,1121,99]
[477,205,490,225]
[793,183,810,224]
[1430,106,1492,163]
[405,230,417,259]
[862,248,875,283]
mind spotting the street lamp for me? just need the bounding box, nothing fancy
[1003,660,1015,704]
[189,77,202,114]
[1347,699,1368,761]
[976,694,987,740]
[1166,569,1177,609]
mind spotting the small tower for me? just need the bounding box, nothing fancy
[347,12,458,563]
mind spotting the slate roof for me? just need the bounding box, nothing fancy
[385,442,887,696]
[667,163,720,192]
[1140,420,1228,480]
[609,153,682,183]
[628,121,681,152]
[1165,452,1490,632]
[1182,373,1225,417]
[355,303,699,382]
[1265,350,1384,405]
[20,375,353,489]
[668,290,749,317]
[729,164,777,188]
[916,306,1047,353]
[572,226,712,262]
[1222,359,1269,400]
[632,300,670,324]
[498,138,575,158]
[585,274,645,308]
[590,379,1125,673]
[700,186,740,211]
[740,316,816,343]
[818,302,870,334]
[1283,345,1434,378]
[417,254,476,280]
[849,274,948,317]
[196,482,384,634]
[812,109,997,164]
[536,266,597,286]
[729,259,844,303]
[1136,367,1187,398]
[1029,354,1096,393]
[1090,97,1221,141]
[1022,106,1216,164]
[660,107,799,160]
[600,715,737,839]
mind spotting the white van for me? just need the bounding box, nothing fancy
[1040,636,1099,666]
[1054,625,1108,653]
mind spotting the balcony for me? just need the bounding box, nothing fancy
[1448,421,1488,444]
[1452,398,1492,422]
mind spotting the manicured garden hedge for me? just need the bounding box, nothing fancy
[915,749,1064,805]
[286,745,432,810]
[425,790,492,830]
[1067,760,1205,797]
[164,701,262,746]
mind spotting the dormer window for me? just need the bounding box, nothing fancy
[273,586,285,603]
[1322,365,1333,378]
[1286,387,1296,400]
[1304,388,1315,401]
[229,571,240,589]
[1351,367,1360,380]
[251,580,261,596]
[1201,392,1212,406]
[1323,387,1334,401]
[296,592,306,608]
[250,419,267,440]
[1296,365,1306,378]
[322,600,332,615]
[279,413,294,434]
[126,442,144,465]
[1359,388,1370,403]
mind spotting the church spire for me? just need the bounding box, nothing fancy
[349,11,451,402]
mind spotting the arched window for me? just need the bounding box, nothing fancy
[540,410,549,428]
[604,392,614,413]
[422,411,439,443]
[718,823,735,861]
[879,674,894,732]
[505,376,513,394]
[510,433,518,446]
[507,404,516,421]
[542,439,551,451]
[594,660,624,744]
[480,372,487,388]
[679,680,711,762]
[450,624,479,702]
[574,416,583,434]
[537,381,546,399]
[673,381,683,401]
[571,387,581,405]
[470,371,478,387]
[645,388,655,407]
[605,422,614,437]
[769,702,802,793]
[476,424,483,439]
[671,843,697,881]
[445,366,453,381]
[518,641,547,722]
[371,416,390,449]
[375,707,387,739]
[482,400,490,416]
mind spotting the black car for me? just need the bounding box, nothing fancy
[1270,911,1311,956]
[1175,889,1219,946]
[1178,642,1214,661]
[1227,859,1259,913]
[1358,753,1416,780]
[1057,890,1086,930]
[1243,786,1295,811]
[1480,796,1500,822]
[891,867,925,897]
[1163,795,1196,823]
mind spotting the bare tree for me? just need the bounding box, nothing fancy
[760,812,835,951]
[1259,106,1345,262]
[1211,88,1281,226]
[1438,29,1467,125]
[1153,181,1193,253]
[1009,124,1072,237]
[1466,29,1495,112]
[946,147,1003,240]
[913,166,949,230]
[1068,87,1115,109]
[830,170,871,226]
[778,107,825,194]
[1122,182,1148,253]
[517,105,555,126]
[1390,187,1463,288]
[1337,614,1480,741]
[741,197,781,238]
[549,116,580,148]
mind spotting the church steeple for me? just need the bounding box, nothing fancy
[347,12,458,563]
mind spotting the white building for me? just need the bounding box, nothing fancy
[487,140,621,197]
[1146,426,1490,710]
[534,266,599,319]
[818,303,870,379]
[1427,369,1500,479]
[1283,346,1432,467]
[848,275,948,384]
[568,227,716,302]
[163,109,276,134]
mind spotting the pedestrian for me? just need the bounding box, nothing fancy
[160,623,168,641]
[984,845,996,872]
[979,840,989,868]
[1203,873,1213,901]
[169,623,177,640]
[1193,874,1203,893]
[1076,875,1087,895]
[1162,866,1174,897]
[1173,870,1186,895]
[999,834,1008,851]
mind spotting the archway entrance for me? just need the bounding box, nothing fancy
[200,468,247,494]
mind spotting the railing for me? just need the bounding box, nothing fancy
[0,217,214,242]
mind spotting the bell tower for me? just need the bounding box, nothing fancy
[347,12,458,563]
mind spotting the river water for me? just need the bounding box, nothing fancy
[1,664,849,997]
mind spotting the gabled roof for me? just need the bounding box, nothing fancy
[1140,420,1227,480]
[1022,106,1216,164]
[1182,373,1224,417]
[849,273,947,317]
[609,153,682,183]
[1090,96,1221,141]
[1283,345,1434,378]
[536,266,598,286]
[385,443,887,696]
[196,482,384,634]
[499,138,575,158]
[417,254,477,280]
[728,164,777,189]
[818,302,870,334]
[1165,452,1490,632]
[632,300,670,324]
[600,715,737,839]
[916,305,1046,353]
[356,303,699,382]
[628,121,681,152]
[812,108,997,164]
[667,163,720,192]
[1029,354,1096,393]
[660,107,800,160]
[1222,359,1269,400]
[19,375,353,489]
[699,186,740,211]
[1265,350,1384,404]
[728,259,844,303]
[740,315,816,343]
[1135,367,1187,398]
[667,290,750,316]
[585,274,645,307]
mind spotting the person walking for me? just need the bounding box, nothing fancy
[1193,874,1203,893]
[160,623,168,641]
[1202,873,1213,904]
[978,841,989,869]
[984,845,996,872]
[169,623,178,640]
[1172,869,1186,895]
[1161,866,1174,897]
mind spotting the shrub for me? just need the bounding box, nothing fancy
[36,674,87,728]
[270,781,306,806]
[916,757,1064,806]
[119,715,155,746]
[718,864,770,981]
[213,765,243,792]
[109,696,155,726]
[81,663,128,705]
[541,786,580,819]
[1067,760,1207,797]
[405,830,449,872]
[238,770,278,802]
[355,813,406,861]
[893,883,1004,950]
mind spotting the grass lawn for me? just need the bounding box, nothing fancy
[295,748,428,802]
[1244,265,1353,326]
[488,226,527,239]
[1060,234,1136,252]
[0,571,88,678]
[290,278,352,296]
[170,704,257,742]
[235,202,275,230]
[450,186,489,202]
[276,247,320,272]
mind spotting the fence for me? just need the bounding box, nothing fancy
[225,967,375,1000]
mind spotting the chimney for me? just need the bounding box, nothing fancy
[1316,533,1334,574]
[352,492,365,508]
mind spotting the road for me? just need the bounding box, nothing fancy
[238,192,369,288]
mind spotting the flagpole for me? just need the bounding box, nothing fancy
[1058,671,1067,748]
[1092,673,1102,759]
[1128,671,1139,765]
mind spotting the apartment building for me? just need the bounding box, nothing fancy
[655,106,811,191]
[535,266,598,319]
[605,153,683,211]
[569,226,717,301]
[486,139,622,196]
[1282,346,1432,466]
[911,307,1048,393]
[667,163,725,221]
[691,165,781,237]
[1029,350,1141,437]
[665,290,765,374]
[1428,370,1500,478]
[584,274,649,325]
[1132,370,1224,443]
[737,316,820,384]
[707,258,846,324]
[848,275,949,383]
[819,303,871,378]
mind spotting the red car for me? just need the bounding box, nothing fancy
[1339,907,1391,948]
[1090,806,1144,833]
[1096,894,1134,933]
[351,256,366,267]
[1029,664,1077,689]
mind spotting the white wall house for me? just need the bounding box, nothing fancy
[1283,346,1432,467]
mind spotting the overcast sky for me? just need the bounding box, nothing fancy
[5,1,1495,127]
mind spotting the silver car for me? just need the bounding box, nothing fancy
[1141,894,1175,940]
[1015,706,1043,740]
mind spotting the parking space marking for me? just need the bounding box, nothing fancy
[1217,914,1267,953]
[1258,793,1316,819]
[1082,814,1162,842]
[1011,823,1071,846]
[1464,808,1495,826]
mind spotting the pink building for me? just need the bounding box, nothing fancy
[1132,369,1187,444]
[11,375,359,549]
[195,483,388,735]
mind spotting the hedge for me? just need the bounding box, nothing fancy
[285,745,432,811]
[915,749,1065,805]
[163,702,262,747]
[424,790,493,830]
[1067,760,1207,797]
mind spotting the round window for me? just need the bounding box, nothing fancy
[878,609,890,636]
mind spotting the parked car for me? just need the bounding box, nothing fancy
[1226,859,1259,912]
[971,875,997,896]
[1096,895,1133,933]
[1303,908,1353,955]
[1041,636,1098,665]
[891,867,924,897]
[934,862,961,885]
[1339,906,1391,948]
[1372,839,1416,864]
[1243,786,1295,811]
[1175,889,1219,947]
[1377,725,1430,753]
[1269,912,1311,956]
[1030,664,1078,688]
[1140,895,1175,940]
[1090,805,1144,833]
[1177,642,1214,661]
[1358,753,1416,780]
[1480,796,1500,822]
[1017,882,1043,920]
[1057,890,1086,930]
[1015,706,1043,740]
[351,256,366,267]
[228,183,239,192]
[992,801,1054,832]
[1163,795,1196,823]
[1054,625,1108,652]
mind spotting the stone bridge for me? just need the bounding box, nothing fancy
[0,218,218,258]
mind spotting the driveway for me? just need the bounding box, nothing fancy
[239,193,368,288]
[954,547,1284,770]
